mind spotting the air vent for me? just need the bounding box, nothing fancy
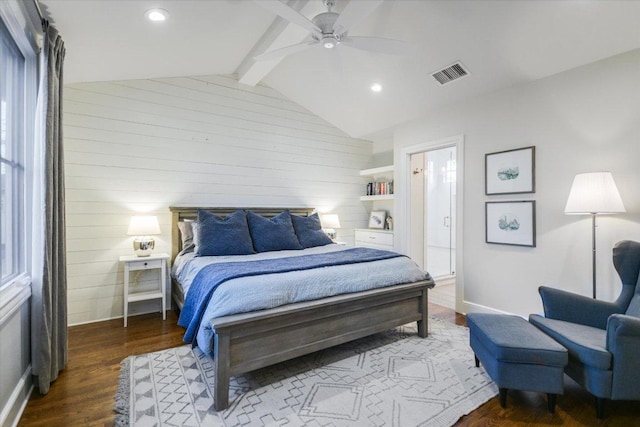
[431,62,469,86]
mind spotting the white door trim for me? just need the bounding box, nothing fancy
[396,134,465,313]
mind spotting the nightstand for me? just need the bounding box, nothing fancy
[354,228,394,250]
[120,252,169,327]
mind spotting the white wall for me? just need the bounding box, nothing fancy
[393,49,640,316]
[64,74,373,325]
[0,300,31,427]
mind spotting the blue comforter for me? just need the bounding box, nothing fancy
[178,247,404,343]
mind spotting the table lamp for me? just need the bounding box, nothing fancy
[127,215,161,257]
[321,214,341,241]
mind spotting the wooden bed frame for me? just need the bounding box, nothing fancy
[170,206,435,411]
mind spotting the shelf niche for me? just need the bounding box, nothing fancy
[360,165,394,201]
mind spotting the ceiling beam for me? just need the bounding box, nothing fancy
[237,0,325,87]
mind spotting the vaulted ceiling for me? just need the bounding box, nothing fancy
[39,0,640,141]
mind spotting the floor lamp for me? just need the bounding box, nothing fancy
[564,172,625,299]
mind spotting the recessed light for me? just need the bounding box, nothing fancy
[370,83,383,92]
[145,8,169,22]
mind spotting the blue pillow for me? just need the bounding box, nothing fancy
[247,210,303,252]
[291,212,334,248]
[195,209,255,256]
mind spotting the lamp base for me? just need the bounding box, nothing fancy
[324,229,337,240]
[133,237,155,257]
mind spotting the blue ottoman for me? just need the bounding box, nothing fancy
[467,313,568,412]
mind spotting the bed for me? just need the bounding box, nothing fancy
[170,206,435,411]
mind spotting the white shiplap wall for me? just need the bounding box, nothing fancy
[65,74,373,325]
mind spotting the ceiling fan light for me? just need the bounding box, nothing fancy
[321,35,339,49]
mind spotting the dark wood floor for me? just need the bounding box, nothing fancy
[18,304,640,426]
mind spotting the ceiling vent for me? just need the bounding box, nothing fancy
[431,62,469,86]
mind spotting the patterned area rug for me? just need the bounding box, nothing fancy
[114,318,497,426]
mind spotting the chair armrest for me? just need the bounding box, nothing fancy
[539,286,621,329]
[606,314,640,399]
[607,314,640,343]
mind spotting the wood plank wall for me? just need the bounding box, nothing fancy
[64,74,373,325]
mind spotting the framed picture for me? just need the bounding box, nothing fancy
[486,201,536,247]
[485,146,535,195]
[368,210,387,229]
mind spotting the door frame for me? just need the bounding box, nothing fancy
[396,134,465,313]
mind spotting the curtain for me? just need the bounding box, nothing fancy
[32,22,67,395]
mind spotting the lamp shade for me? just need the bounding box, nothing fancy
[564,172,625,215]
[127,215,161,235]
[321,214,341,229]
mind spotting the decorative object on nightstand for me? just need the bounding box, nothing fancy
[127,215,161,257]
[321,214,341,240]
[120,252,169,327]
[368,210,387,229]
[564,172,625,299]
[386,216,393,230]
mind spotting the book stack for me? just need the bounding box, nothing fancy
[366,180,394,196]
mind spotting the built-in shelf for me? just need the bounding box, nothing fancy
[359,165,394,177]
[359,194,394,201]
[360,165,394,200]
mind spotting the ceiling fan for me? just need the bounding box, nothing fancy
[254,0,415,61]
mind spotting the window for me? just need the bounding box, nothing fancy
[0,4,38,296]
[0,17,26,288]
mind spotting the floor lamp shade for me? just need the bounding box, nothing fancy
[564,172,625,215]
[564,172,625,299]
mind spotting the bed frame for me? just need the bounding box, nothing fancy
[170,206,435,411]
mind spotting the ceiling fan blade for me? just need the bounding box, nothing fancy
[254,40,319,61]
[254,0,321,35]
[341,36,416,56]
[332,0,384,34]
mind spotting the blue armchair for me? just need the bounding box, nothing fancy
[529,240,640,418]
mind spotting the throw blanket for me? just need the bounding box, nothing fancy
[178,247,404,343]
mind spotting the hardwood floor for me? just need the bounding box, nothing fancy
[19,311,185,427]
[18,305,640,426]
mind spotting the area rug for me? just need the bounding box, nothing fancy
[114,318,498,426]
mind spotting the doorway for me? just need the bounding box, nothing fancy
[399,135,463,312]
[410,147,456,308]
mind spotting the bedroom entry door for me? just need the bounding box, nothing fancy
[410,146,457,279]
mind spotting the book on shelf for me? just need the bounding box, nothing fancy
[366,180,394,196]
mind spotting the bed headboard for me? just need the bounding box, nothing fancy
[168,207,316,262]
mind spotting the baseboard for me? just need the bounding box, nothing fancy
[432,275,455,287]
[69,306,171,327]
[463,301,523,317]
[0,365,33,427]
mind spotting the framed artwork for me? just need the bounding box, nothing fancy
[486,201,536,247]
[368,210,387,229]
[485,146,535,195]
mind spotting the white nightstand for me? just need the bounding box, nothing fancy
[354,228,394,251]
[120,252,169,327]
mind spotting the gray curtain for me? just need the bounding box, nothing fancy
[34,23,67,395]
